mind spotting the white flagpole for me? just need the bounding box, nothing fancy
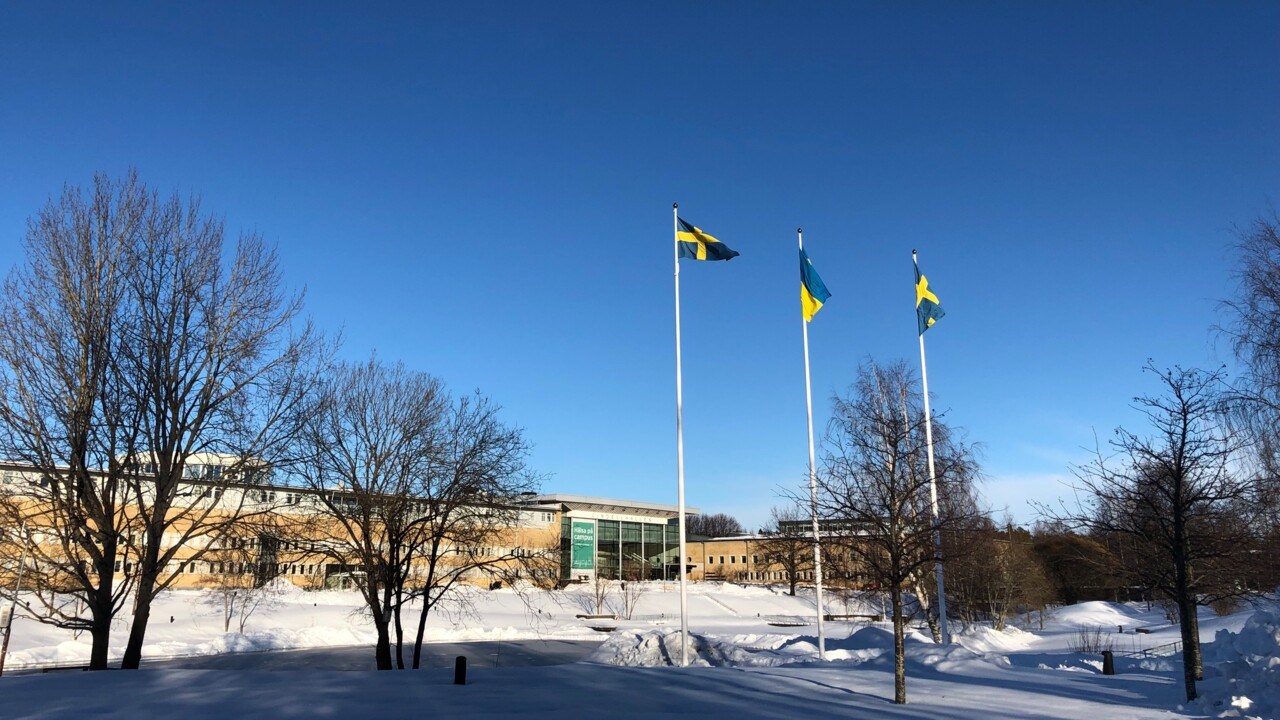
[673,203,690,667]
[799,228,827,660]
[913,249,950,646]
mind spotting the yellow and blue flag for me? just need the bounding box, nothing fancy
[915,262,945,334]
[677,218,739,261]
[800,248,831,321]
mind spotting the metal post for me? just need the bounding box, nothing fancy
[915,250,950,645]
[799,228,827,660]
[673,203,690,667]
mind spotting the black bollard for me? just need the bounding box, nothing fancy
[1101,650,1115,676]
[454,656,467,685]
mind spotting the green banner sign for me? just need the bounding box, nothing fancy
[570,520,595,570]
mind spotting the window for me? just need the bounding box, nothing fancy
[707,556,714,564]
[730,556,736,564]
[719,556,724,564]
[752,555,759,564]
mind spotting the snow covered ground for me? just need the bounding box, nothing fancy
[3,582,1277,719]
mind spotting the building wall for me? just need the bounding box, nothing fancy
[0,466,562,592]
[1,465,868,593]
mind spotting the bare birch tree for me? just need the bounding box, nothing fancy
[815,360,979,704]
[1065,364,1253,702]
[1221,213,1280,589]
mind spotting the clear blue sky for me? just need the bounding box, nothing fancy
[2,2,1277,531]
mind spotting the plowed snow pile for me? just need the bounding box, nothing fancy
[589,625,1010,671]
[1197,607,1280,720]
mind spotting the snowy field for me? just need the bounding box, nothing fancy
[3,582,1278,719]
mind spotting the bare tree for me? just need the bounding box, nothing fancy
[617,554,648,620]
[293,358,447,671]
[756,505,812,596]
[200,523,286,633]
[0,174,147,670]
[1029,524,1124,605]
[116,184,324,669]
[946,520,1052,631]
[1220,213,1280,589]
[1064,364,1253,702]
[405,392,538,669]
[588,572,614,616]
[293,361,538,671]
[815,360,979,704]
[686,513,744,538]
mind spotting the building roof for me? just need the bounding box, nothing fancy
[522,493,699,520]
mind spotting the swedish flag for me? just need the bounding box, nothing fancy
[915,262,945,334]
[677,218,739,261]
[800,248,831,321]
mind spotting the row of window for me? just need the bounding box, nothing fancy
[706,555,759,566]
[704,552,856,566]
[111,559,323,576]
[180,561,322,576]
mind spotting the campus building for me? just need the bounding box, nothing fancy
[0,460,857,592]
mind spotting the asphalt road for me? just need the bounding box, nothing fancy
[134,638,603,671]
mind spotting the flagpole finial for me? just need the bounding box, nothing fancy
[797,227,803,234]
[673,202,678,209]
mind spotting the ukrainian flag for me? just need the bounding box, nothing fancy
[800,248,831,321]
[677,218,739,261]
[915,263,945,334]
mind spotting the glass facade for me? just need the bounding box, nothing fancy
[620,522,643,580]
[644,523,664,579]
[665,523,680,577]
[564,517,684,581]
[596,520,620,579]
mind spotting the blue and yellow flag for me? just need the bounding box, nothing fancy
[677,218,739,261]
[915,262,945,334]
[800,248,831,321]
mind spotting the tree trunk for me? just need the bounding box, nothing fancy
[411,598,430,670]
[121,563,159,669]
[1173,531,1197,701]
[373,615,393,671]
[891,585,906,704]
[86,561,116,671]
[393,600,405,670]
[87,604,113,671]
[914,579,942,643]
[1188,600,1203,681]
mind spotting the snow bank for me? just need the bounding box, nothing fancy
[589,629,774,667]
[590,624,1004,672]
[1050,601,1149,629]
[954,623,1036,654]
[1196,607,1280,720]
